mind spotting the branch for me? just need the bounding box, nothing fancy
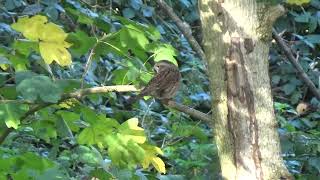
[0,85,139,144]
[155,0,207,66]
[167,100,211,124]
[0,85,212,144]
[272,29,320,100]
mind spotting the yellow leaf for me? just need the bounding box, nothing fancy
[119,118,146,144]
[39,41,72,66]
[151,157,166,174]
[286,0,310,5]
[40,23,69,43]
[141,144,166,174]
[11,15,47,41]
[11,15,72,66]
[125,118,144,131]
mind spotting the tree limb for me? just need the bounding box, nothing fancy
[0,85,211,144]
[167,100,212,124]
[272,28,320,100]
[155,0,207,67]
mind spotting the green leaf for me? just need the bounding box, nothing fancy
[56,111,80,132]
[0,103,28,129]
[31,116,58,142]
[6,54,29,71]
[112,69,130,85]
[67,30,96,57]
[12,40,39,56]
[146,43,178,65]
[16,75,63,103]
[282,83,296,95]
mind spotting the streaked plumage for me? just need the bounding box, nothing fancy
[127,60,181,104]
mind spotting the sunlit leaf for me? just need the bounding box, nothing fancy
[11,15,72,66]
[141,144,166,174]
[0,103,28,129]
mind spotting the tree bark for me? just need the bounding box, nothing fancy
[198,0,292,179]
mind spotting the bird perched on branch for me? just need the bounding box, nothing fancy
[127,60,181,104]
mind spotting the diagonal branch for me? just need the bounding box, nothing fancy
[155,0,207,68]
[272,28,320,100]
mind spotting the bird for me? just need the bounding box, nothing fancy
[127,60,181,105]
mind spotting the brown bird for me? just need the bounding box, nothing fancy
[127,60,181,104]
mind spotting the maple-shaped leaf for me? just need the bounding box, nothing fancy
[118,118,146,144]
[11,15,72,66]
[141,144,166,174]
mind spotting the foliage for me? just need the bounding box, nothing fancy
[273,0,320,178]
[1,0,318,179]
[0,0,212,179]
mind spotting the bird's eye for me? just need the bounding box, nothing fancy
[154,64,161,72]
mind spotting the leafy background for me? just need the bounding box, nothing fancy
[0,0,319,179]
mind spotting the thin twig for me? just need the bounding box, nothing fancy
[272,28,320,100]
[81,48,96,88]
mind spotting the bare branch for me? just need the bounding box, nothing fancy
[156,0,207,68]
[272,28,320,100]
[167,100,211,124]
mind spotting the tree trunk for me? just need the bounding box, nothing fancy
[198,0,292,179]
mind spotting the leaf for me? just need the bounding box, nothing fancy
[122,8,136,19]
[67,30,96,57]
[0,103,28,129]
[282,83,296,95]
[56,111,80,132]
[130,0,143,10]
[11,15,72,66]
[141,144,166,174]
[142,6,154,17]
[12,40,39,56]
[16,75,63,103]
[146,43,178,65]
[31,115,58,142]
[118,118,146,144]
[286,0,310,5]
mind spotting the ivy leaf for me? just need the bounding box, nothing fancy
[11,15,72,66]
[16,75,63,103]
[282,83,296,95]
[122,8,136,19]
[0,103,28,129]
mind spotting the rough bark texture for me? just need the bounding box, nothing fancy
[198,0,292,179]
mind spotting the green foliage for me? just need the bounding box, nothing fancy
[0,0,210,179]
[0,103,28,129]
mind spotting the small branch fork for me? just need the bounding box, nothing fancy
[272,28,320,100]
[0,85,211,144]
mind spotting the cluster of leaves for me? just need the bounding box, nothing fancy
[273,0,320,179]
[0,0,212,179]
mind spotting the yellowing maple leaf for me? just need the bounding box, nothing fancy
[11,15,72,66]
[141,144,166,174]
[118,118,146,144]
